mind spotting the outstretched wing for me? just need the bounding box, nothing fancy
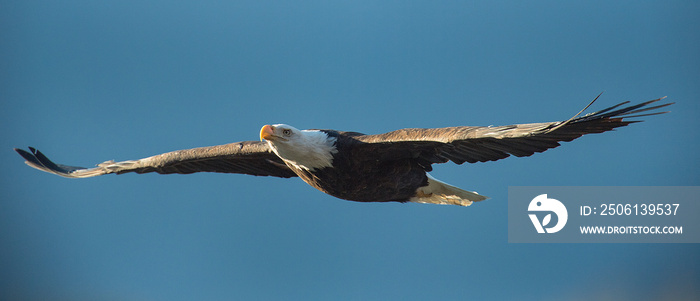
[15,141,297,178]
[354,97,673,169]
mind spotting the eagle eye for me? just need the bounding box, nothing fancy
[282,129,292,136]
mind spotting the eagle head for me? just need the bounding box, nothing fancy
[260,124,338,170]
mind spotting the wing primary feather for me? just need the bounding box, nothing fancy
[545,92,604,133]
[619,111,671,119]
[577,97,668,122]
[15,148,46,169]
[616,101,673,117]
[33,148,79,173]
[585,100,631,116]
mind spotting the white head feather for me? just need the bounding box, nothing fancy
[261,124,338,171]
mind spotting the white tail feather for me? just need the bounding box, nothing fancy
[409,174,488,206]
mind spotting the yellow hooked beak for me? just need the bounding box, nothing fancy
[260,124,275,141]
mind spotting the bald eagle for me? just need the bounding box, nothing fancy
[15,96,671,206]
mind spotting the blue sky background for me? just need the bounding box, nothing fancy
[2,1,699,300]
